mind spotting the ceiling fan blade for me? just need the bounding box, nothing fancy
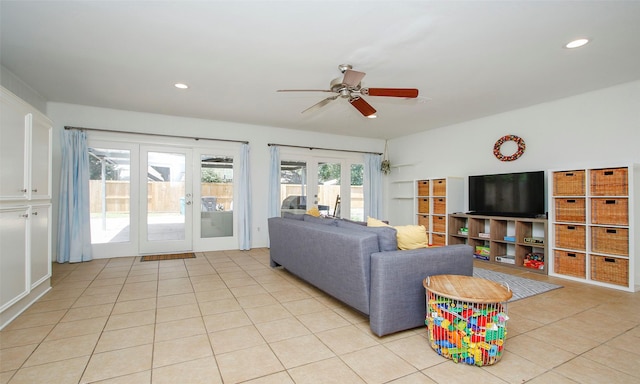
[342,69,366,87]
[277,89,333,93]
[364,88,419,98]
[349,96,377,118]
[302,95,339,114]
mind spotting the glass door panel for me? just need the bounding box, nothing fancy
[317,161,341,216]
[280,160,308,216]
[350,163,364,221]
[89,147,131,244]
[200,154,233,238]
[140,147,192,253]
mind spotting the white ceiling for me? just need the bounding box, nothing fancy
[2,1,640,140]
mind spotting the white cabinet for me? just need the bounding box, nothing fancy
[0,90,52,201]
[0,207,29,312]
[0,92,28,200]
[0,87,52,329]
[29,113,53,200]
[30,204,52,288]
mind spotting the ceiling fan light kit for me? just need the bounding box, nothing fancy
[278,64,419,118]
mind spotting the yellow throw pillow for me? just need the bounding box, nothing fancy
[306,206,321,217]
[394,225,429,250]
[367,216,390,227]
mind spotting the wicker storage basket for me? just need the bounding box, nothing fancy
[424,275,511,367]
[590,255,628,286]
[432,179,447,196]
[591,198,628,225]
[590,167,628,196]
[432,216,446,233]
[418,198,430,213]
[433,198,446,215]
[553,170,585,196]
[591,227,629,256]
[417,214,430,230]
[554,224,586,250]
[554,250,586,278]
[554,198,586,223]
[417,180,430,196]
[431,233,446,246]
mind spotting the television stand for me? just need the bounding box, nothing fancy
[448,213,548,274]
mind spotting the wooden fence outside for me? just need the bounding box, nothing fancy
[90,181,363,214]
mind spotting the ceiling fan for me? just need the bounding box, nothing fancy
[277,64,419,118]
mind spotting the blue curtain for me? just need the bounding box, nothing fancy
[238,143,251,250]
[364,153,383,219]
[57,130,92,263]
[267,145,281,218]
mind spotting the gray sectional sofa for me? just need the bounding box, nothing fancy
[267,215,473,336]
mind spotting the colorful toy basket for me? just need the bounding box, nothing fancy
[423,275,512,366]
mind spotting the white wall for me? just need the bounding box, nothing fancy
[385,80,640,224]
[46,102,384,256]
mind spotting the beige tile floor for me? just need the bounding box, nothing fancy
[1,248,639,383]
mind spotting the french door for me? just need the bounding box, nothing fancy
[139,146,193,254]
[280,151,364,221]
[89,139,238,258]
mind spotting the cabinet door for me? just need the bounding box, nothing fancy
[30,205,51,287]
[0,207,29,312]
[0,91,28,200]
[29,114,53,200]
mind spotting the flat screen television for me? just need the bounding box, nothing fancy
[468,171,546,218]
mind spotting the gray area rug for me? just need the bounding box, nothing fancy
[473,268,562,302]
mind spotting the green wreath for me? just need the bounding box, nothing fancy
[493,135,525,161]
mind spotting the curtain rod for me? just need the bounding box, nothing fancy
[268,143,382,156]
[64,126,249,144]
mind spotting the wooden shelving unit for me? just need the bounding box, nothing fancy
[448,213,548,274]
[415,177,463,246]
[549,165,639,292]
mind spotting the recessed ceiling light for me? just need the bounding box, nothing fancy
[565,38,590,49]
[174,83,189,89]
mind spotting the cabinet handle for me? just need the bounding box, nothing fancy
[20,188,28,193]
[32,211,38,216]
[32,188,38,192]
[565,172,574,176]
[566,199,576,203]
[605,200,616,205]
[567,253,576,257]
[567,226,575,230]
[604,257,616,263]
[606,229,617,234]
[604,171,614,176]
[21,214,29,218]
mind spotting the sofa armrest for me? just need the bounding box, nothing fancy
[369,244,473,336]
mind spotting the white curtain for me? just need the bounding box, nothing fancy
[57,130,92,263]
[238,143,251,250]
[364,153,383,219]
[267,145,281,218]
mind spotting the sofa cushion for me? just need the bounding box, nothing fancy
[282,212,304,220]
[303,214,338,226]
[395,225,428,250]
[337,219,398,251]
